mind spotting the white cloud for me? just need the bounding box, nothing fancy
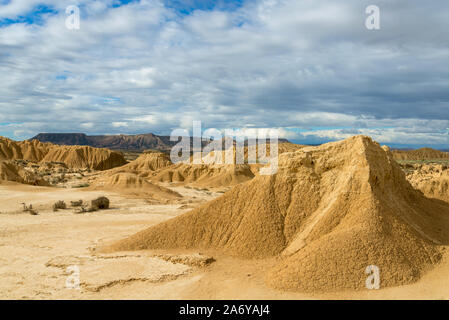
[80,122,94,128]
[301,126,449,147]
[0,0,42,19]
[112,121,128,127]
[0,0,449,147]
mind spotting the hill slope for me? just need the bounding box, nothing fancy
[0,161,49,186]
[0,137,126,170]
[91,172,181,202]
[392,148,449,160]
[110,152,173,176]
[406,164,449,202]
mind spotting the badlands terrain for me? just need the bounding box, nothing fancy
[1,135,449,299]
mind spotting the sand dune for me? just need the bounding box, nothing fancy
[110,136,449,291]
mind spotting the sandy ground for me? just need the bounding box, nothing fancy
[1,182,449,300]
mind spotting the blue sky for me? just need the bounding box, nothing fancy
[0,0,449,148]
[164,0,245,14]
[0,4,57,26]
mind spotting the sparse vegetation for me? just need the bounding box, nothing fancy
[74,205,90,214]
[70,200,83,207]
[52,200,67,211]
[21,203,38,215]
[72,183,90,188]
[91,197,110,210]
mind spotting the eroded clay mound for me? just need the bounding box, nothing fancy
[151,163,255,188]
[92,172,181,201]
[146,141,302,187]
[393,148,449,160]
[406,164,449,202]
[110,136,449,291]
[0,136,126,170]
[110,152,172,176]
[0,161,49,186]
[41,145,126,170]
[0,137,51,162]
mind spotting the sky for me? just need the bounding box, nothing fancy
[0,0,449,148]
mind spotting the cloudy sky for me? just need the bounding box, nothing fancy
[1,0,449,148]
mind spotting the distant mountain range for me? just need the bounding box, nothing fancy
[30,133,208,151]
[30,133,291,152]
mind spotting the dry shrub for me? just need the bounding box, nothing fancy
[52,200,67,211]
[21,203,38,215]
[91,197,110,210]
[70,200,83,207]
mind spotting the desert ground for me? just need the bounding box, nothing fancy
[2,183,449,300]
[2,136,449,299]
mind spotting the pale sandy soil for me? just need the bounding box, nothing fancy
[1,182,449,300]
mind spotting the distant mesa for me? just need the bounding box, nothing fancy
[31,133,209,152]
[31,133,90,146]
[30,132,292,152]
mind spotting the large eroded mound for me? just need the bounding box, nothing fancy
[41,145,126,170]
[0,137,126,170]
[110,136,449,291]
[0,137,51,162]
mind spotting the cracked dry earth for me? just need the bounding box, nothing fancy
[0,183,218,299]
